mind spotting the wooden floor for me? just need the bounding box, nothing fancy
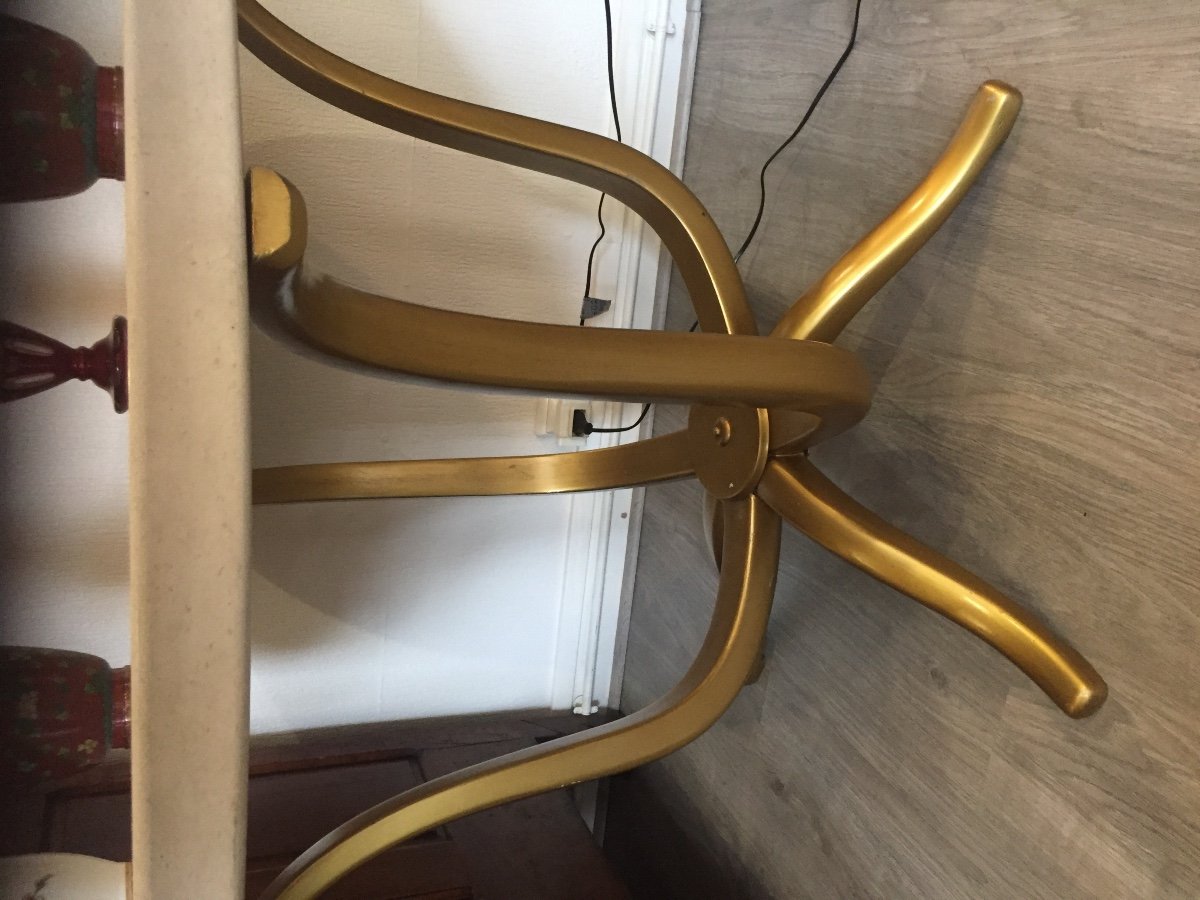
[606,1,1200,898]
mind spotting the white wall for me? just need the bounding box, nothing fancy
[1,0,693,736]
[243,0,694,734]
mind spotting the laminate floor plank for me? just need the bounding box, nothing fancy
[610,2,1200,897]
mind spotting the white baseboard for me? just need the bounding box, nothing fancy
[550,0,702,720]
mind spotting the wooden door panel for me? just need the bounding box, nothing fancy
[1,713,630,900]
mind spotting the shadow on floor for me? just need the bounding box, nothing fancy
[604,768,775,900]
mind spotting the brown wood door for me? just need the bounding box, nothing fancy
[0,713,630,900]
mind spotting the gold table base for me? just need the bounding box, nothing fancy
[239,2,1105,895]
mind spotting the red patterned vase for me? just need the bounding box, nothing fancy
[0,647,131,788]
[0,15,124,202]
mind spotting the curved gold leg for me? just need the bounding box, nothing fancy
[258,497,781,900]
[765,81,1022,455]
[702,80,1101,715]
[253,430,695,504]
[280,264,870,413]
[238,0,754,336]
[248,166,871,433]
[237,13,1106,894]
[758,457,1106,718]
[771,81,1022,345]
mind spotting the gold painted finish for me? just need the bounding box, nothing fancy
[758,458,1106,718]
[235,8,1107,892]
[745,78,1105,717]
[247,160,307,270]
[687,404,769,500]
[285,266,869,411]
[245,168,870,423]
[252,414,827,507]
[771,81,1023,344]
[237,0,755,336]
[743,650,768,686]
[703,491,725,572]
[258,498,781,900]
[253,430,695,503]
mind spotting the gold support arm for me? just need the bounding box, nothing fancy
[253,430,695,504]
[771,80,1023,344]
[258,496,782,900]
[237,0,754,336]
[757,457,1106,718]
[750,79,1105,716]
[248,166,872,433]
[277,265,870,413]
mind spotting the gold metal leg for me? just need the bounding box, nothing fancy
[770,81,1023,345]
[715,80,1102,712]
[258,497,781,900]
[238,0,754,337]
[247,167,871,427]
[767,80,1023,455]
[758,457,1105,718]
[284,263,868,412]
[236,6,1106,891]
[253,430,695,504]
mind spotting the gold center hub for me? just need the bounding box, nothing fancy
[687,404,769,500]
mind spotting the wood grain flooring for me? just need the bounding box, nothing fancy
[607,1,1200,898]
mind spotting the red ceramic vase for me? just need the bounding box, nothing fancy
[0,15,124,202]
[0,647,131,788]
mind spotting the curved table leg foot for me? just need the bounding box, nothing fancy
[758,457,1106,718]
[771,80,1023,346]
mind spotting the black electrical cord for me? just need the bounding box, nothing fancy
[579,401,651,435]
[580,197,609,327]
[574,0,650,436]
[579,0,623,327]
[581,0,862,436]
[685,0,863,333]
[731,0,862,266]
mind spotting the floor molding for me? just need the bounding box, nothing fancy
[550,0,701,718]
